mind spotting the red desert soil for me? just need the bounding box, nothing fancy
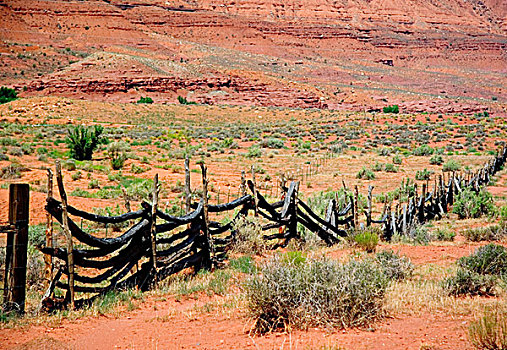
[0,241,489,350]
[0,293,471,350]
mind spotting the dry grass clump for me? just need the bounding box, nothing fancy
[463,222,507,242]
[469,307,507,350]
[232,216,266,255]
[245,253,389,333]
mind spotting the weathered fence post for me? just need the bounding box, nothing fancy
[184,155,191,214]
[240,170,246,196]
[353,185,359,229]
[2,184,29,314]
[150,174,159,284]
[55,161,75,310]
[418,183,426,223]
[251,165,258,216]
[44,169,54,288]
[201,164,214,269]
[366,185,373,227]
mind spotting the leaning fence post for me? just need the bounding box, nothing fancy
[201,164,214,269]
[150,174,159,284]
[55,161,75,310]
[44,168,54,288]
[184,156,191,214]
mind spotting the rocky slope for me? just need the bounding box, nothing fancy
[0,0,505,112]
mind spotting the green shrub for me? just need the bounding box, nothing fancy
[384,163,398,173]
[415,169,433,180]
[459,244,507,276]
[392,155,402,165]
[443,159,461,172]
[246,145,262,158]
[443,268,497,296]
[245,256,388,333]
[0,86,17,104]
[260,138,285,149]
[354,229,379,253]
[357,167,375,180]
[107,141,130,170]
[71,171,82,181]
[229,256,257,274]
[433,228,455,241]
[463,222,507,242]
[452,188,495,219]
[444,244,507,296]
[28,224,46,247]
[137,96,153,104]
[429,154,444,165]
[0,162,25,179]
[383,105,399,113]
[88,179,100,189]
[413,144,434,156]
[131,163,147,174]
[501,206,507,222]
[177,96,196,105]
[66,125,104,161]
[375,250,414,281]
[469,308,507,350]
[372,161,383,172]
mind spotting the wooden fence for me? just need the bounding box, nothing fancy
[40,147,507,309]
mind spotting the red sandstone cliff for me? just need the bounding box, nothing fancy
[0,0,505,112]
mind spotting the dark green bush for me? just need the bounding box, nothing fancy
[246,256,388,333]
[383,105,399,114]
[177,96,196,105]
[452,188,495,219]
[66,125,104,161]
[444,244,507,296]
[443,268,497,296]
[0,86,17,104]
[137,96,153,104]
[458,244,507,276]
[260,138,285,149]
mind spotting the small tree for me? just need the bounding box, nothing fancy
[66,125,104,161]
